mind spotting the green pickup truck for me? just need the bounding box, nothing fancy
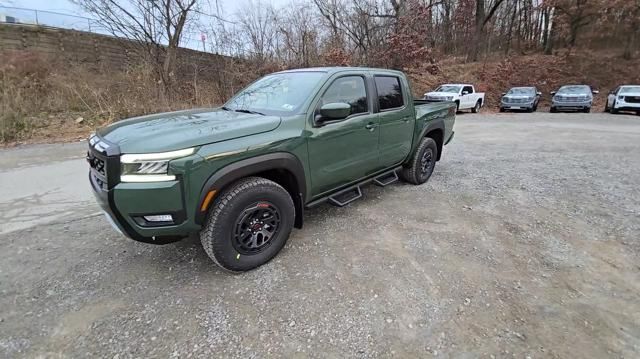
[87,67,456,272]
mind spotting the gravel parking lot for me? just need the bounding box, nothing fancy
[1,113,639,358]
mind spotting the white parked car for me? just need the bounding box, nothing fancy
[423,84,485,113]
[605,85,640,115]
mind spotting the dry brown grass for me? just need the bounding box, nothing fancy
[0,50,251,145]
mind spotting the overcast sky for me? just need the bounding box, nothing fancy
[0,0,289,51]
[1,0,286,17]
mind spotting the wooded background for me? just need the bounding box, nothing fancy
[2,0,640,143]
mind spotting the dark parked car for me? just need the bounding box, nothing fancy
[550,85,598,113]
[499,86,541,112]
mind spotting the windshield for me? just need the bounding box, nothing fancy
[435,85,462,93]
[507,87,535,95]
[558,85,590,94]
[620,86,640,94]
[224,72,325,116]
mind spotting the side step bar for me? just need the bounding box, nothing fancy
[373,170,398,187]
[328,186,362,207]
[306,166,403,208]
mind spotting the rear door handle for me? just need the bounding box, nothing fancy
[365,122,377,130]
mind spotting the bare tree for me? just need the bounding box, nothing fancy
[75,0,199,92]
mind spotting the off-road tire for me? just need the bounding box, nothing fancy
[400,137,438,185]
[471,100,481,113]
[610,101,619,114]
[499,107,505,113]
[200,177,294,272]
[604,102,610,113]
[583,107,591,113]
[454,101,460,113]
[550,107,557,113]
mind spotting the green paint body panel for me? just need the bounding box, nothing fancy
[88,67,456,242]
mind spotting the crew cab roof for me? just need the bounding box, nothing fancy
[275,66,405,76]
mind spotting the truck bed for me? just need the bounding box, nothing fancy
[414,100,456,119]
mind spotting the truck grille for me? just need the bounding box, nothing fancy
[88,151,108,191]
[87,134,118,191]
[503,97,529,104]
[625,96,640,103]
[425,96,448,102]
[556,95,588,102]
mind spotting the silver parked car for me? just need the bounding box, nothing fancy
[550,85,599,113]
[499,86,542,112]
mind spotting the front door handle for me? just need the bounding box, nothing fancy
[365,122,377,131]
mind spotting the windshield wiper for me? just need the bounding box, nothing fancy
[221,106,232,111]
[233,109,265,116]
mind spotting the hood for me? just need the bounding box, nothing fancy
[97,108,282,153]
[425,91,456,97]
[503,95,534,99]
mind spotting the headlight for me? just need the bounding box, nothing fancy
[120,148,196,182]
[618,95,625,100]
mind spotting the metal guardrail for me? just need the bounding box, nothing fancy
[0,6,103,33]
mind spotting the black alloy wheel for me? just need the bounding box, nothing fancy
[233,202,281,255]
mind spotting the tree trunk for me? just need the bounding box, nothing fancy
[468,0,486,62]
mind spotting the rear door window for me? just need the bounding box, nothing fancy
[463,86,473,94]
[375,76,404,111]
[319,76,368,116]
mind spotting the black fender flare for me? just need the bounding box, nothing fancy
[195,152,306,228]
[418,119,446,161]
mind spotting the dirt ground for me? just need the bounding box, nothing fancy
[0,112,639,358]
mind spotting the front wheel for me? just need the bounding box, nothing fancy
[471,100,481,113]
[583,107,591,113]
[200,177,295,272]
[400,137,438,185]
[611,101,619,114]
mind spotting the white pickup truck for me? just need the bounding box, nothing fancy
[423,84,485,113]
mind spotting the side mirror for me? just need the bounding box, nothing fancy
[550,91,556,95]
[536,92,542,96]
[501,92,506,96]
[318,102,351,122]
[592,90,599,95]
[462,91,469,95]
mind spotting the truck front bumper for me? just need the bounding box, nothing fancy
[613,100,640,112]
[90,176,192,244]
[552,100,592,111]
[88,140,196,245]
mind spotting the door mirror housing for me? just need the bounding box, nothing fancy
[318,102,351,121]
[550,91,556,95]
[501,92,506,96]
[462,91,469,95]
[592,90,599,95]
[536,92,542,96]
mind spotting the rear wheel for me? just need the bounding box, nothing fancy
[200,177,294,272]
[471,100,481,113]
[400,137,438,185]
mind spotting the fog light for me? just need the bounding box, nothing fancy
[143,214,173,222]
